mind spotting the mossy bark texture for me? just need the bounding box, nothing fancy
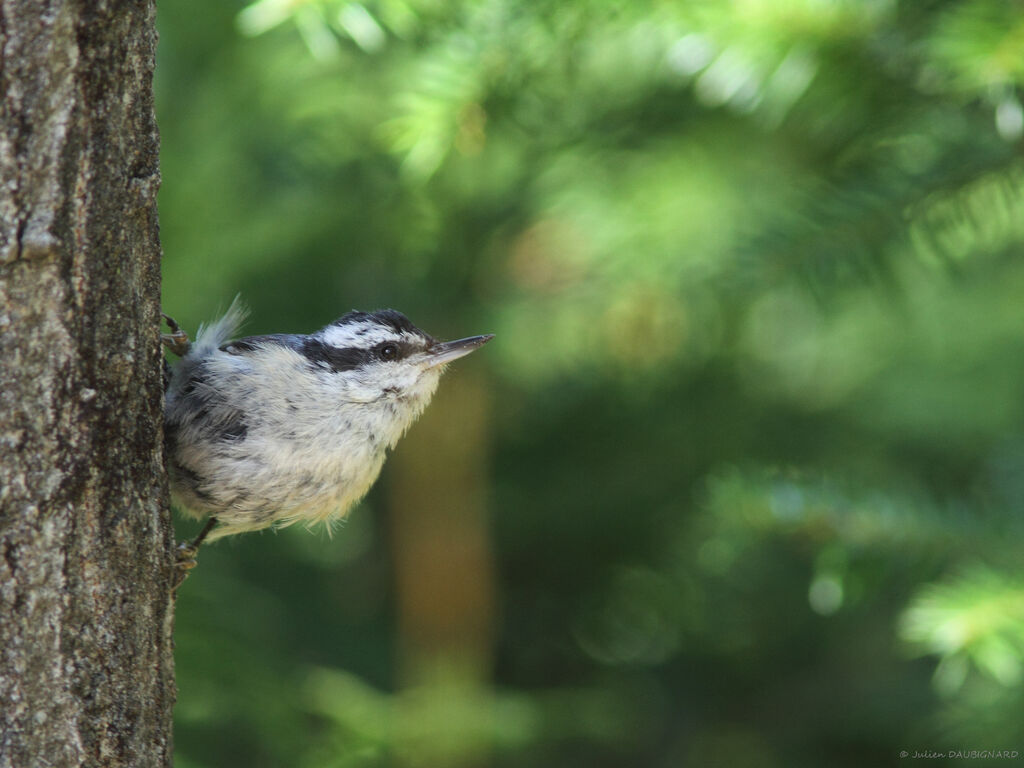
[0,1,173,766]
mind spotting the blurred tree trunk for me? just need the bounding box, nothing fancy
[0,2,173,767]
[388,369,496,766]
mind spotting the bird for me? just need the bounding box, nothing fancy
[162,300,493,560]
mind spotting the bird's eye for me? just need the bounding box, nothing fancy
[379,342,399,361]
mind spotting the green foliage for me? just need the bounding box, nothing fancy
[157,0,1024,765]
[902,568,1024,692]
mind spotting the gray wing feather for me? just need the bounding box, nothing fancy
[220,334,305,355]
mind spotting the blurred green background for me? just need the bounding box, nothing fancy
[157,1,1024,766]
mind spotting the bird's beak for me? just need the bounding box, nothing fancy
[424,334,494,368]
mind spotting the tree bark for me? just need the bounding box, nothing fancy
[0,1,173,766]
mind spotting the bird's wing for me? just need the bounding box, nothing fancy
[219,334,304,355]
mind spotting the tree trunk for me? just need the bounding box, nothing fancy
[0,1,173,766]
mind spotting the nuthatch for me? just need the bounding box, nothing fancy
[162,301,492,558]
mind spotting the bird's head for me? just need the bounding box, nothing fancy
[303,309,493,407]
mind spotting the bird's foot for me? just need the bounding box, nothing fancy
[162,312,191,357]
[173,542,199,587]
[172,517,218,588]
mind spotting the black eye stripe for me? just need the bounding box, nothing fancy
[299,338,372,372]
[298,338,418,372]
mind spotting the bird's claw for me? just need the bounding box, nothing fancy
[174,542,200,588]
[173,517,218,588]
[176,541,199,565]
[162,312,191,357]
